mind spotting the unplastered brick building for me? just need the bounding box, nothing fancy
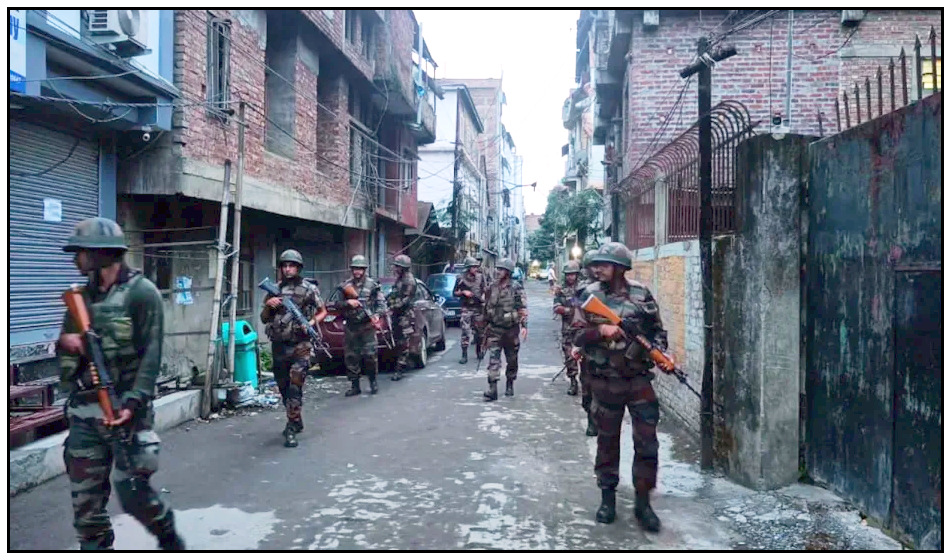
[118,9,439,382]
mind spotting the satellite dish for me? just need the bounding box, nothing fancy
[118,10,140,37]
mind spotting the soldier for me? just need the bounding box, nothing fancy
[552,260,583,396]
[476,254,494,283]
[260,249,325,448]
[573,241,667,532]
[581,249,598,285]
[453,256,487,365]
[481,258,528,401]
[386,255,417,381]
[57,217,185,550]
[330,255,387,396]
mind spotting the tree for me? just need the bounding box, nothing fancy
[539,188,603,256]
[528,222,556,263]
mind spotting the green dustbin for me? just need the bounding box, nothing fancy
[221,320,259,389]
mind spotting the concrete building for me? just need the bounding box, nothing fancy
[10,10,179,383]
[117,9,439,382]
[418,81,485,262]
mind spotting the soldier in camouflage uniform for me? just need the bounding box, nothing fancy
[477,254,495,283]
[573,242,667,531]
[552,260,584,396]
[453,256,487,365]
[57,218,185,550]
[481,258,529,401]
[330,255,387,396]
[386,255,417,381]
[260,249,325,448]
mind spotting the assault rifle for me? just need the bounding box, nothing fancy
[580,294,703,401]
[258,277,332,359]
[341,283,395,349]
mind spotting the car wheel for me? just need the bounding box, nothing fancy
[415,330,429,369]
[434,330,446,352]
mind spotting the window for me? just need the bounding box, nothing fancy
[922,57,942,93]
[361,15,374,58]
[206,15,231,119]
[144,254,172,292]
[237,258,254,314]
[264,11,298,158]
[345,10,357,44]
[400,149,415,192]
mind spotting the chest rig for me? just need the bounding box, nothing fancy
[583,280,655,375]
[486,281,521,328]
[267,279,317,343]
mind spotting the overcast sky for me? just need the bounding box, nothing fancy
[414,10,579,216]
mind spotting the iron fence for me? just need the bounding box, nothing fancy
[618,100,757,250]
[827,26,940,134]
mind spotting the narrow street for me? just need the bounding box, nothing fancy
[10,280,900,551]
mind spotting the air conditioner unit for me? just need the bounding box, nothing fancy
[86,10,148,57]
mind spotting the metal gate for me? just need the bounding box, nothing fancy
[804,93,941,549]
[9,120,100,343]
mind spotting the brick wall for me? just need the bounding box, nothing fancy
[628,241,705,436]
[622,9,941,174]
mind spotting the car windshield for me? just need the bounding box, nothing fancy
[427,275,456,290]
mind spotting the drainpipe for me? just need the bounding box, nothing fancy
[784,10,794,128]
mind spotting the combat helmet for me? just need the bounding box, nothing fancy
[278,249,304,266]
[393,254,412,268]
[496,258,516,273]
[590,242,632,270]
[582,249,598,268]
[563,260,581,275]
[463,256,479,268]
[350,254,369,268]
[62,217,128,252]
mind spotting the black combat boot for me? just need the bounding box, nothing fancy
[369,375,379,394]
[595,488,617,524]
[568,377,579,396]
[635,490,661,532]
[504,379,514,397]
[483,381,498,401]
[585,415,599,437]
[154,511,186,550]
[283,425,298,448]
[459,347,468,364]
[345,379,362,397]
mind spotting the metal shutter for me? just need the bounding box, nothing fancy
[10,120,100,336]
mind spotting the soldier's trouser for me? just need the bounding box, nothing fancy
[273,341,310,429]
[561,335,579,379]
[345,326,378,381]
[64,413,172,550]
[589,375,660,493]
[580,363,593,413]
[485,324,520,383]
[459,308,483,350]
[392,312,414,372]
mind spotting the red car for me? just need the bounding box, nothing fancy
[317,277,447,371]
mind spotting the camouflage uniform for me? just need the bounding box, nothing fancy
[578,249,599,436]
[58,218,183,550]
[332,256,387,396]
[574,242,667,530]
[482,259,528,399]
[387,255,417,380]
[260,257,323,438]
[552,261,584,395]
[453,257,487,363]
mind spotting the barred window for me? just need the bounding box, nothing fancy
[206,16,231,119]
[922,57,941,93]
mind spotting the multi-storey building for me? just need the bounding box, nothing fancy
[116,9,439,381]
[10,10,179,385]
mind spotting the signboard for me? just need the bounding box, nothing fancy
[43,198,62,222]
[10,10,26,93]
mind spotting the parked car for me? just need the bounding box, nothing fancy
[426,273,462,326]
[318,278,447,371]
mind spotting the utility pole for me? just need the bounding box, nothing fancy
[680,37,736,473]
[202,159,231,418]
[226,101,247,385]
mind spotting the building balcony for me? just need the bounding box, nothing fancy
[409,94,436,144]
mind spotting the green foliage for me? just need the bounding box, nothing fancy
[538,188,603,254]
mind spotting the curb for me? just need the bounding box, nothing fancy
[9,389,202,497]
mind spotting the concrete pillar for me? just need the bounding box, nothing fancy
[718,133,814,490]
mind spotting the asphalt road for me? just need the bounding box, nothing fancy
[9,279,901,551]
